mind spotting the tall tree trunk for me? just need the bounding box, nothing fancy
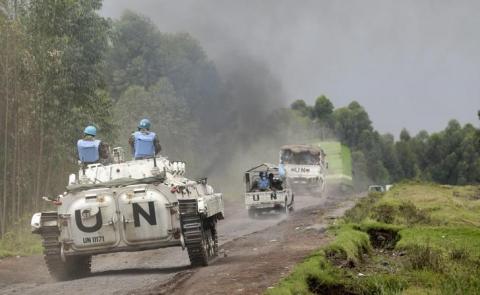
[15,126,21,219]
[11,21,18,222]
[43,154,52,205]
[34,110,44,212]
[2,26,10,237]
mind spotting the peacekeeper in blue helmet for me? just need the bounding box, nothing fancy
[129,119,161,160]
[77,126,109,164]
[257,171,270,191]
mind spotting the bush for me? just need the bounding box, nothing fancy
[371,203,396,224]
[440,266,480,295]
[398,201,431,225]
[406,244,444,272]
[352,274,407,295]
[324,226,371,267]
[449,247,469,261]
[344,193,381,223]
[0,217,42,258]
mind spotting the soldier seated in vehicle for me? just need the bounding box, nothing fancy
[268,173,283,191]
[77,125,109,164]
[129,118,161,160]
[256,171,270,191]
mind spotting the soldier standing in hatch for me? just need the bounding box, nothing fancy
[129,118,161,159]
[77,125,109,164]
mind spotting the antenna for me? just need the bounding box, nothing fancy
[81,156,86,176]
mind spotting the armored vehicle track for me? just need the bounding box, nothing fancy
[40,212,92,281]
[179,199,218,266]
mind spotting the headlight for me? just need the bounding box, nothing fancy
[197,197,205,212]
[31,213,42,231]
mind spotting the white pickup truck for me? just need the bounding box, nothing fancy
[244,163,294,218]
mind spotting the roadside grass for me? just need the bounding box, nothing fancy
[324,225,371,267]
[266,182,480,295]
[0,217,42,258]
[340,145,352,178]
[318,141,352,178]
[319,141,353,192]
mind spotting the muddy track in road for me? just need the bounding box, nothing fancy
[0,194,355,295]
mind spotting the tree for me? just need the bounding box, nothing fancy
[396,129,419,179]
[352,151,369,191]
[334,101,373,149]
[313,95,334,121]
[0,0,114,237]
[380,134,403,181]
[114,78,197,167]
[25,0,113,210]
[291,99,313,118]
[105,10,164,98]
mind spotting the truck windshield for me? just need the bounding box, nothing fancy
[281,151,318,165]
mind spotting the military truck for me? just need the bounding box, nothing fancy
[279,144,327,195]
[31,148,224,281]
[244,163,294,218]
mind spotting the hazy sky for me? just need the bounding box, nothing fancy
[102,0,479,135]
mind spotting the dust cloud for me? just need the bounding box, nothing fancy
[103,0,480,136]
[100,2,348,200]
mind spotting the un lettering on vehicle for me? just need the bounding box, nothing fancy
[291,167,310,173]
[82,236,105,244]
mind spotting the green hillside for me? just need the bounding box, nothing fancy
[267,183,480,295]
[318,141,352,177]
[315,141,352,186]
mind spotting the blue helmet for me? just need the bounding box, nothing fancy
[138,118,151,130]
[84,125,97,136]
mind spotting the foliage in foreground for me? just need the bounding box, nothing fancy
[267,183,480,295]
[0,0,114,238]
[0,217,42,259]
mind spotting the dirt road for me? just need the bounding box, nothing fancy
[0,194,354,295]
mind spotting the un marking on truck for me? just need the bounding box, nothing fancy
[291,167,310,173]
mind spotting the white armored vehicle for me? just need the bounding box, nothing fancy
[244,163,294,218]
[279,144,327,195]
[31,148,224,280]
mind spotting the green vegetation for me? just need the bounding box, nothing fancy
[0,218,42,258]
[0,0,113,237]
[292,97,480,189]
[319,141,352,178]
[267,183,480,294]
[319,141,353,191]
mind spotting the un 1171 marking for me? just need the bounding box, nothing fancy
[83,236,105,244]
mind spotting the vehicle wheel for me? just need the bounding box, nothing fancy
[284,199,289,215]
[183,215,218,267]
[42,227,91,281]
[322,181,327,196]
[248,208,257,219]
[205,222,218,259]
